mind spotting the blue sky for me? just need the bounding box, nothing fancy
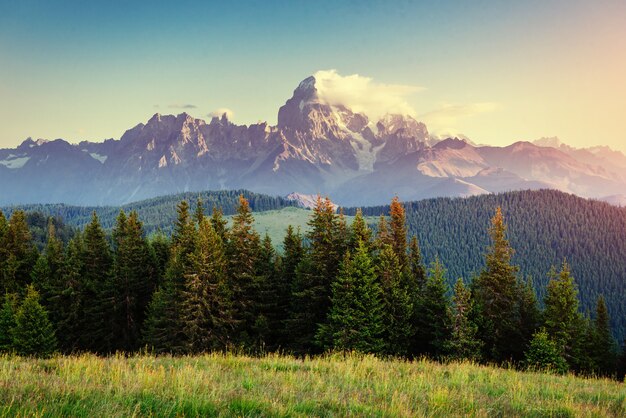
[1,0,625,151]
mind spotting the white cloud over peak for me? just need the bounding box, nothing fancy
[208,108,235,120]
[313,69,423,121]
[419,102,498,134]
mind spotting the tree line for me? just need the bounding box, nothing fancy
[0,196,624,379]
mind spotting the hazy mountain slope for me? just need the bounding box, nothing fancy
[2,76,625,206]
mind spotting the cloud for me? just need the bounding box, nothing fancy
[208,108,235,120]
[419,102,498,134]
[168,103,197,109]
[313,69,423,121]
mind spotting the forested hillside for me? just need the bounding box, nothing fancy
[0,194,623,379]
[345,190,626,340]
[2,190,297,235]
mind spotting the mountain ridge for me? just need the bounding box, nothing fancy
[1,75,625,206]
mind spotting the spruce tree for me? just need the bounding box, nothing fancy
[49,233,84,352]
[210,206,229,243]
[592,296,617,376]
[349,209,371,252]
[1,210,38,294]
[543,261,581,367]
[255,234,283,350]
[517,276,541,359]
[149,232,170,287]
[472,207,522,362]
[414,259,451,357]
[0,293,18,352]
[12,285,57,357]
[374,215,392,249]
[181,218,232,353]
[287,196,342,353]
[111,211,156,352]
[377,244,413,356]
[143,201,196,353]
[80,212,114,353]
[389,196,408,268]
[278,226,303,348]
[407,236,427,290]
[446,278,482,361]
[318,242,384,354]
[226,195,261,348]
[524,328,568,374]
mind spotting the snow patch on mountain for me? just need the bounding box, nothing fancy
[0,155,30,169]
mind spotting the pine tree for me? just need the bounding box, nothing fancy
[0,293,19,352]
[517,276,541,359]
[446,278,482,361]
[349,209,371,252]
[377,244,413,356]
[80,212,114,353]
[255,234,283,350]
[149,232,170,287]
[318,242,385,353]
[52,233,85,352]
[181,218,232,353]
[278,226,303,348]
[543,261,581,367]
[414,259,451,357]
[194,197,206,225]
[389,197,408,268]
[287,196,342,353]
[472,207,522,363]
[111,211,157,352]
[407,236,427,290]
[226,195,261,348]
[374,215,392,249]
[210,206,229,243]
[12,285,57,357]
[1,210,38,294]
[143,201,196,353]
[524,328,568,374]
[591,296,617,376]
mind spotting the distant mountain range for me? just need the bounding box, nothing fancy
[1,76,625,206]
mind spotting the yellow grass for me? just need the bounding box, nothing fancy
[0,352,624,417]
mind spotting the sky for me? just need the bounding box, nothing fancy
[1,0,625,151]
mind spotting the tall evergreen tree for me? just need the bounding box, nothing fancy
[181,218,232,353]
[349,209,372,252]
[287,196,341,353]
[472,207,522,362]
[278,226,304,348]
[0,210,38,294]
[374,215,392,249]
[52,233,85,352]
[0,293,19,352]
[377,244,413,356]
[111,211,156,352]
[446,278,482,361]
[194,197,206,225]
[318,242,384,354]
[80,212,114,353]
[389,197,408,268]
[517,276,541,358]
[591,296,617,376]
[149,232,170,287]
[414,259,451,357]
[143,201,196,353]
[210,206,229,243]
[12,285,57,357]
[407,236,427,290]
[226,195,261,348]
[255,234,285,350]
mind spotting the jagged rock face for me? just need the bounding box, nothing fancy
[1,75,626,206]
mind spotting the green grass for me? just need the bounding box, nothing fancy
[1,353,624,417]
[228,207,379,249]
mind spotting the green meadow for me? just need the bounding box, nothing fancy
[1,353,624,417]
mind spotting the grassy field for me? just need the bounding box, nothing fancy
[227,207,380,249]
[1,353,624,417]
